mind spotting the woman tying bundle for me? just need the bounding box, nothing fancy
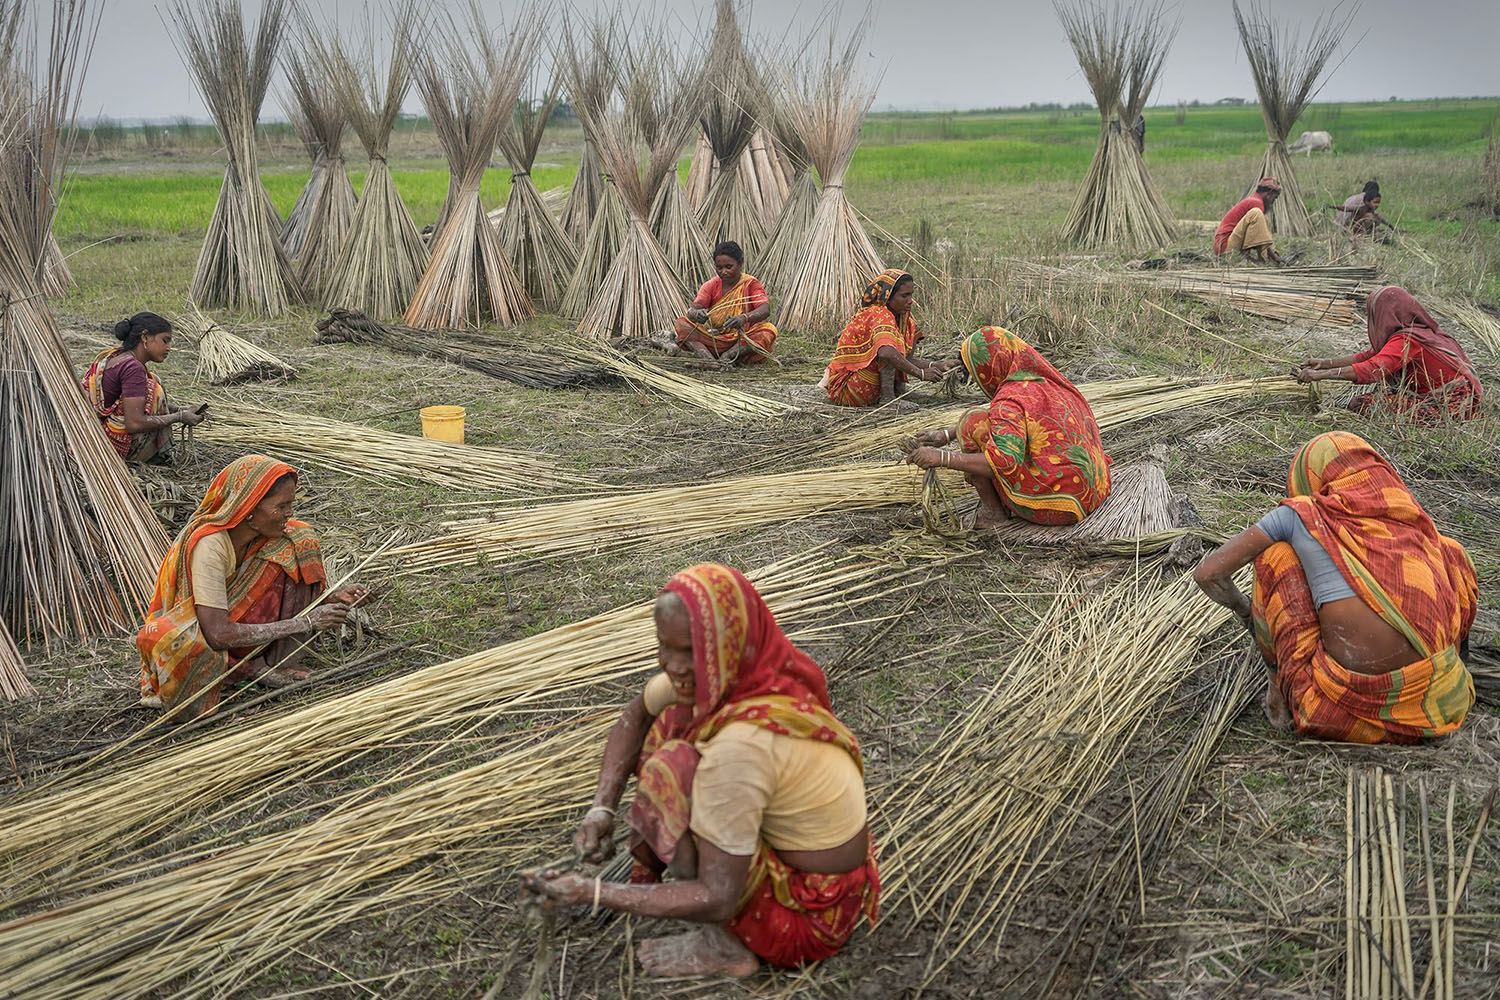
[522,563,878,979]
[905,326,1112,528]
[822,269,948,408]
[137,454,370,720]
[1193,432,1477,744]
[80,312,205,463]
[1296,285,1482,421]
[672,241,777,365]
[1331,181,1392,239]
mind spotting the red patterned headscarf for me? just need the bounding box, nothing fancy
[959,326,1067,398]
[660,563,862,769]
[860,268,911,308]
[1364,285,1481,400]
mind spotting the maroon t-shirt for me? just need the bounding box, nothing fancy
[99,352,151,407]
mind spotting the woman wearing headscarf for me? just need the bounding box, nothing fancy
[522,564,878,979]
[1193,432,1477,744]
[821,268,947,408]
[136,454,369,720]
[1296,285,1482,420]
[905,326,1112,528]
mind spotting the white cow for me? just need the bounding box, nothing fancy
[1286,130,1333,156]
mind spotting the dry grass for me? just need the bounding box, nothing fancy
[169,0,302,315]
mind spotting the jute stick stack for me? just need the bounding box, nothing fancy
[757,67,820,293]
[280,31,358,295]
[404,4,539,330]
[1232,0,1347,237]
[0,618,30,700]
[168,0,302,315]
[557,15,617,247]
[1056,0,1178,248]
[496,51,578,311]
[180,304,297,384]
[319,3,429,319]
[695,0,769,256]
[773,18,884,335]
[0,0,168,645]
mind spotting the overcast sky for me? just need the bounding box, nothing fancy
[82,0,1498,121]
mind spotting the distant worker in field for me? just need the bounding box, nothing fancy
[1331,180,1393,239]
[821,268,948,408]
[522,563,879,979]
[136,454,370,721]
[1193,432,1477,744]
[905,327,1112,529]
[1213,177,1286,265]
[673,241,777,365]
[1131,112,1146,153]
[79,312,206,464]
[1295,285,1483,421]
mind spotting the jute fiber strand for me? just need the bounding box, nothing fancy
[193,404,583,495]
[0,545,940,914]
[315,309,613,390]
[179,304,297,385]
[38,234,71,296]
[0,618,31,701]
[695,0,769,257]
[575,26,704,340]
[1056,0,1178,249]
[1232,0,1347,238]
[168,0,302,316]
[561,340,798,419]
[318,3,429,319]
[557,14,617,247]
[403,5,538,330]
[0,0,168,645]
[280,32,358,295]
[756,82,819,293]
[496,62,579,311]
[1430,296,1500,356]
[380,462,940,574]
[874,569,1237,978]
[649,159,713,292]
[773,18,883,336]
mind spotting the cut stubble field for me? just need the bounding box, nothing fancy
[7,99,1500,999]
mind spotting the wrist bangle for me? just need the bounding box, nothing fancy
[586,805,615,820]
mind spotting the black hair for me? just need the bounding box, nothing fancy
[113,311,172,350]
[711,240,744,265]
[1362,180,1381,201]
[891,273,914,294]
[267,471,297,497]
[1254,182,1278,196]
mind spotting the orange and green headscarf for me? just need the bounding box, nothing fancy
[959,326,1070,398]
[860,268,911,309]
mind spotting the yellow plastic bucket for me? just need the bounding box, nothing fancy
[419,405,465,444]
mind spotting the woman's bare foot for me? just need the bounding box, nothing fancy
[974,505,1011,532]
[1263,674,1292,731]
[257,665,311,688]
[636,925,759,979]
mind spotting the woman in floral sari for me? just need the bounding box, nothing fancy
[1296,285,1482,421]
[906,326,1112,528]
[673,241,777,365]
[137,454,368,721]
[523,564,878,979]
[822,269,947,408]
[79,312,205,463]
[1193,432,1477,743]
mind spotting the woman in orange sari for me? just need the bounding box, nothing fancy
[523,564,878,979]
[906,326,1112,528]
[673,241,777,365]
[79,312,205,463]
[822,269,947,408]
[137,454,369,720]
[1193,432,1477,743]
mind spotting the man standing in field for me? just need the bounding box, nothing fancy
[1214,178,1285,265]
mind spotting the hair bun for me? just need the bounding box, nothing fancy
[112,319,133,340]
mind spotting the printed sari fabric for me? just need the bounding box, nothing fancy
[956,327,1111,525]
[627,563,878,966]
[80,347,169,460]
[1250,432,1477,743]
[677,274,777,363]
[136,455,326,718]
[1348,285,1482,421]
[824,269,921,407]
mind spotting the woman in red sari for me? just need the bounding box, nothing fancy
[523,564,878,979]
[822,269,947,408]
[673,241,777,365]
[1296,285,1482,421]
[906,326,1112,528]
[136,454,369,721]
[1193,432,1477,743]
[79,312,205,463]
